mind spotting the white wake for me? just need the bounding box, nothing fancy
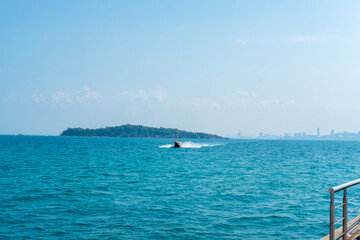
[159,141,222,148]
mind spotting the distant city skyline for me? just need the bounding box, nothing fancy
[236,128,360,140]
[1,1,360,136]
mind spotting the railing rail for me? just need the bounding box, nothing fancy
[328,179,360,240]
[329,179,360,194]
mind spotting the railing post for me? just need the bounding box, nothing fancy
[342,188,347,240]
[328,179,360,240]
[330,190,335,240]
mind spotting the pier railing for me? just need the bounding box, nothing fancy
[328,179,360,240]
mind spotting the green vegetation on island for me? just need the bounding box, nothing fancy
[60,124,224,139]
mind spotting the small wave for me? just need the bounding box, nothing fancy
[159,144,173,148]
[159,141,223,148]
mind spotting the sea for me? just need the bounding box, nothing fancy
[2,136,360,239]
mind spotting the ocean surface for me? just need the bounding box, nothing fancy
[2,136,360,239]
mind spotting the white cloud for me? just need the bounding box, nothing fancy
[153,90,168,103]
[254,97,296,108]
[33,86,102,104]
[186,90,296,109]
[53,90,73,103]
[77,86,102,101]
[32,94,49,104]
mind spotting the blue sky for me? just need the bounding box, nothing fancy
[1,1,360,137]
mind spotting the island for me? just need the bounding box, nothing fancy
[60,124,224,139]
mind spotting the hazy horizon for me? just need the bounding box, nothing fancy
[2,1,360,137]
[3,124,359,139]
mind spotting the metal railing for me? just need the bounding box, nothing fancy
[328,179,360,240]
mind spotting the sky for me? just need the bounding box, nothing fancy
[1,1,360,137]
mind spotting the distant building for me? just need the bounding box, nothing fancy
[317,128,320,136]
[237,131,242,138]
[259,132,264,137]
[331,129,335,136]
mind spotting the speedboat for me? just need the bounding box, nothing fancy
[174,141,182,148]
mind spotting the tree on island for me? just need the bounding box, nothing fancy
[60,124,224,139]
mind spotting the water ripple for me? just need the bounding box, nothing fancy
[1,136,360,239]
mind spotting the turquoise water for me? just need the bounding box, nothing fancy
[1,136,360,239]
